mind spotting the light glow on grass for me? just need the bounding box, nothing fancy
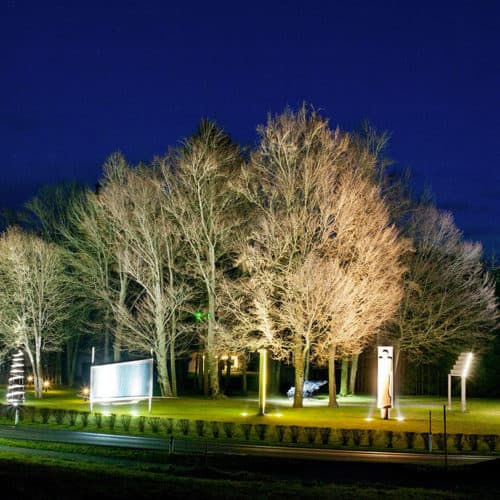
[240,412,248,417]
[365,406,375,421]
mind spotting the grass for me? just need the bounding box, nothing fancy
[0,454,478,499]
[0,437,499,499]
[1,388,499,498]
[7,387,500,436]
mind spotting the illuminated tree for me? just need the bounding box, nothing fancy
[0,227,69,398]
[24,183,89,385]
[238,108,408,408]
[94,159,193,397]
[161,121,245,397]
[62,165,130,364]
[386,202,498,367]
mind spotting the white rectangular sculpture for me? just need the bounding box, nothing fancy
[448,352,473,412]
[377,346,393,419]
[90,358,153,412]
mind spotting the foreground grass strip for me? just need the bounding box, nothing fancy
[0,450,491,499]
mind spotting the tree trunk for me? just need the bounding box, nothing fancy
[293,348,305,408]
[66,341,72,386]
[241,355,247,396]
[349,353,359,395]
[66,337,80,388]
[268,358,281,395]
[328,345,338,408]
[103,329,110,363]
[206,243,221,397]
[25,346,42,399]
[203,352,209,396]
[113,338,121,362]
[155,349,173,397]
[393,340,401,397]
[169,338,178,397]
[224,357,231,395]
[55,351,62,385]
[340,357,349,396]
[196,352,203,393]
[207,325,220,396]
[304,348,310,382]
[113,268,128,362]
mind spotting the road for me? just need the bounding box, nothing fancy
[0,424,496,467]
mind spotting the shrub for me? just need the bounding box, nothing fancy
[120,414,131,432]
[339,429,350,446]
[195,420,205,437]
[305,427,317,445]
[319,427,331,445]
[0,404,8,418]
[404,431,416,449]
[351,429,363,447]
[384,430,393,448]
[138,416,146,432]
[22,406,36,423]
[165,418,174,434]
[80,411,89,427]
[367,429,375,447]
[453,433,463,452]
[290,426,300,444]
[54,409,66,425]
[179,419,189,436]
[211,421,220,438]
[68,410,78,426]
[467,434,478,452]
[276,425,286,442]
[223,422,235,438]
[421,432,431,451]
[94,413,102,428]
[483,435,497,453]
[149,417,161,433]
[255,424,267,441]
[240,423,252,440]
[40,408,51,424]
[434,433,447,450]
[107,413,116,430]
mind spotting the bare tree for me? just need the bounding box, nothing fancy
[0,227,69,398]
[161,121,245,397]
[238,107,408,408]
[23,183,89,386]
[62,164,130,364]
[387,202,498,367]
[94,161,193,396]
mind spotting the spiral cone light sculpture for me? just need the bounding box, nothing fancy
[6,349,25,407]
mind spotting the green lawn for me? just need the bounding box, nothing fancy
[1,387,499,498]
[5,387,500,436]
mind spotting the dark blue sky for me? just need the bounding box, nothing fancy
[1,1,499,257]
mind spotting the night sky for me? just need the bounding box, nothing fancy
[1,1,499,257]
